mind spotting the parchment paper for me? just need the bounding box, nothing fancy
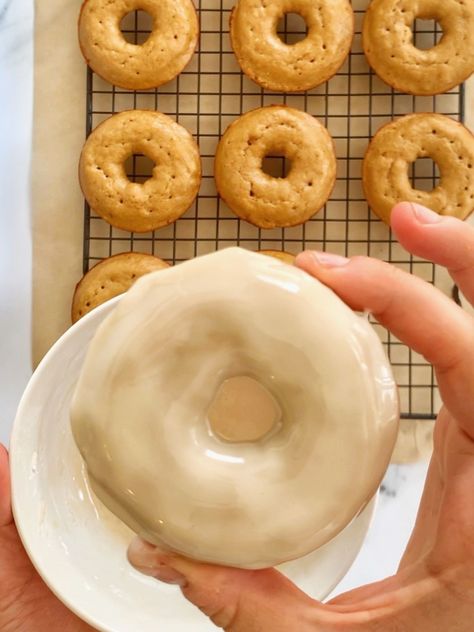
[32,0,85,367]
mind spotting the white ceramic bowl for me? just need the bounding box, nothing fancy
[11,298,377,632]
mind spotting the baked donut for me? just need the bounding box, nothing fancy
[230,0,354,92]
[72,252,170,323]
[79,110,201,233]
[71,248,399,569]
[215,106,336,229]
[363,113,474,224]
[259,249,296,264]
[78,0,199,90]
[363,0,474,95]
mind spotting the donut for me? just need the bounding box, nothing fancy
[78,0,199,90]
[70,248,399,569]
[230,0,354,92]
[259,249,296,264]
[215,106,336,229]
[79,110,201,233]
[363,113,474,224]
[363,0,474,95]
[72,252,170,323]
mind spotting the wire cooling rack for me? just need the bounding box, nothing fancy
[83,0,465,420]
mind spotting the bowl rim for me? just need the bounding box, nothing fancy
[10,297,122,630]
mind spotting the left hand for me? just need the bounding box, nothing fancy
[0,445,93,631]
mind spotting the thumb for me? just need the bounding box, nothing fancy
[127,537,324,631]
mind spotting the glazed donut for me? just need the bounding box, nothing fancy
[78,0,199,90]
[79,110,201,233]
[230,0,354,92]
[215,106,336,229]
[72,252,170,323]
[71,248,399,569]
[363,113,474,224]
[363,0,474,95]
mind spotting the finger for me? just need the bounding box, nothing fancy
[127,537,322,632]
[401,408,474,572]
[391,202,474,307]
[294,252,474,438]
[398,453,444,570]
[0,444,13,527]
[127,539,447,631]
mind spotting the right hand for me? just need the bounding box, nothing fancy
[128,203,474,632]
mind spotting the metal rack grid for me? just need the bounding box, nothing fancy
[83,0,465,420]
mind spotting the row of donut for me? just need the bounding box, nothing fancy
[80,106,474,234]
[79,0,474,96]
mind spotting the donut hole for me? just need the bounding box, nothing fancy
[261,153,293,179]
[408,157,440,192]
[277,12,308,45]
[124,154,156,183]
[208,376,282,443]
[411,18,443,51]
[120,10,153,45]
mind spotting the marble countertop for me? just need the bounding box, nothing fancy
[0,0,430,614]
[0,0,33,446]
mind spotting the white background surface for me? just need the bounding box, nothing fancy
[0,0,429,615]
[0,0,34,446]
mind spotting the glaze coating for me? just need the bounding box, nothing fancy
[71,248,399,568]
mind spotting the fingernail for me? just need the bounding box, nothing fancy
[311,251,350,268]
[132,558,187,586]
[128,537,187,586]
[150,565,187,586]
[410,203,442,224]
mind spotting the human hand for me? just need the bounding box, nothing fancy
[0,445,94,631]
[128,202,474,631]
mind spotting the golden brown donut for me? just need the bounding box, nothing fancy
[72,252,170,323]
[363,113,474,224]
[230,0,354,93]
[363,0,474,95]
[215,106,336,229]
[259,250,296,264]
[78,0,199,90]
[79,110,201,233]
